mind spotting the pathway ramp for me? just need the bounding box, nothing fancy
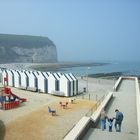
[83,79,138,140]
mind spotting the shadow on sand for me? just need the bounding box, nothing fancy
[0,120,5,140]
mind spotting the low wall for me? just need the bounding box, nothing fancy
[135,77,140,140]
[63,116,91,140]
[91,92,113,123]
[113,77,122,91]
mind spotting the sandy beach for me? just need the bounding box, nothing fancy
[0,63,115,140]
[0,76,114,140]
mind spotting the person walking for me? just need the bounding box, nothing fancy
[114,109,124,132]
[108,118,114,132]
[100,108,107,131]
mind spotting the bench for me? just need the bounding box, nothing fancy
[59,102,68,109]
[48,106,56,116]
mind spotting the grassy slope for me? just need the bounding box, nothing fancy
[0,34,55,48]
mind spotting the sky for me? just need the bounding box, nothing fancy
[0,0,140,62]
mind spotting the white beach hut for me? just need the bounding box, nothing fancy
[18,70,28,89]
[33,71,48,93]
[12,70,21,88]
[59,73,71,96]
[50,73,60,94]
[42,72,58,94]
[25,71,37,91]
[53,73,60,90]
[69,73,78,96]
[6,70,14,87]
[42,72,49,78]
[56,72,63,79]
[65,74,74,96]
[53,73,60,79]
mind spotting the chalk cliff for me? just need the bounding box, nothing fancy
[0,34,57,63]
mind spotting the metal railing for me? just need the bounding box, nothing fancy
[76,90,106,101]
[85,94,106,117]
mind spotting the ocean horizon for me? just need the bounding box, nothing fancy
[1,61,139,78]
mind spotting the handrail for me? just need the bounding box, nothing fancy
[85,95,106,117]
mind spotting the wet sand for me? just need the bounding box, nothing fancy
[0,62,107,71]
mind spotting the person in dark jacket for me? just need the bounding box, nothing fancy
[114,109,124,132]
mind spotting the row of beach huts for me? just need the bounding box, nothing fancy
[0,68,78,97]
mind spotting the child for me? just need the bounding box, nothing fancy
[108,118,114,132]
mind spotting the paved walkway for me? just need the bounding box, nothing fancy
[83,79,138,140]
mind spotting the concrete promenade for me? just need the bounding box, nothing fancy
[83,79,138,140]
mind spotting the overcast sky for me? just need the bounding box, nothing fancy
[0,0,140,62]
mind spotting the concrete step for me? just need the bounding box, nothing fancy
[83,128,138,140]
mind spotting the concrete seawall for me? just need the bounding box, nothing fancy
[64,77,140,140]
[113,77,122,91]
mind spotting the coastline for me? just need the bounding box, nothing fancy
[1,62,139,79]
[28,62,108,71]
[0,62,107,69]
[0,61,108,72]
[0,62,119,79]
[88,72,123,79]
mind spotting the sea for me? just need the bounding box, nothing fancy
[46,61,140,77]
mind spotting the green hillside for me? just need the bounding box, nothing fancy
[0,34,55,48]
